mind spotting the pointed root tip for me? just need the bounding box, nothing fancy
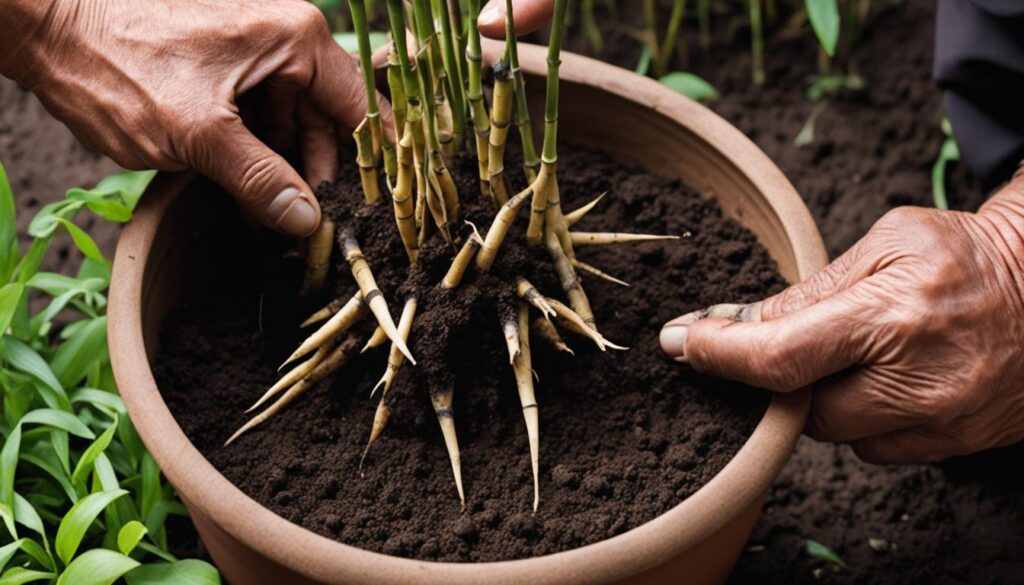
[370,378,386,398]
[396,340,417,365]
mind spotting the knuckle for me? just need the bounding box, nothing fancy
[288,2,329,39]
[238,155,280,202]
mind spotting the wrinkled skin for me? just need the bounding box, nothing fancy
[0,0,550,236]
[661,171,1024,463]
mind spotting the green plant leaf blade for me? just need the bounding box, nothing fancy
[20,409,95,439]
[55,489,128,564]
[72,416,119,485]
[805,538,847,569]
[117,520,148,556]
[658,72,720,102]
[0,284,24,337]
[125,559,221,585]
[0,162,15,271]
[65,169,156,223]
[0,567,57,585]
[56,549,139,585]
[50,316,108,390]
[805,0,840,57]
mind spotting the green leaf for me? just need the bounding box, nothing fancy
[805,538,847,569]
[12,493,45,538]
[55,219,109,267]
[805,0,840,57]
[634,45,652,76]
[20,410,94,439]
[125,560,221,585]
[55,489,128,564]
[56,549,139,585]
[0,540,25,574]
[659,72,720,102]
[117,521,148,556]
[0,162,15,274]
[0,338,69,411]
[0,567,56,585]
[0,284,24,337]
[932,135,960,211]
[1,531,49,571]
[72,416,118,485]
[27,200,85,239]
[139,455,161,520]
[50,316,107,390]
[13,236,52,286]
[0,425,22,537]
[333,31,389,54]
[70,389,125,415]
[65,169,156,223]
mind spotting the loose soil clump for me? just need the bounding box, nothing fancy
[154,144,783,562]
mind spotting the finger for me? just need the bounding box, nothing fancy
[297,96,337,187]
[806,368,927,443]
[661,288,874,392]
[265,82,299,154]
[187,114,320,237]
[479,0,555,38]
[308,39,396,139]
[850,426,971,465]
[760,236,868,320]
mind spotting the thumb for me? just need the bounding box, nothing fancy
[660,291,869,392]
[479,0,555,38]
[186,115,321,237]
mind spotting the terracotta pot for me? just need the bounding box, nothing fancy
[109,42,827,585]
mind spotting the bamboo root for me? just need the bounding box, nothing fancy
[371,297,418,398]
[301,218,335,294]
[248,343,334,413]
[544,296,627,351]
[545,226,596,329]
[361,326,388,353]
[516,278,555,318]
[564,192,606,227]
[475,185,533,272]
[571,258,630,287]
[503,318,520,364]
[442,222,484,288]
[569,232,680,246]
[512,301,540,511]
[341,229,416,364]
[355,118,382,204]
[532,316,573,355]
[301,297,345,328]
[431,385,465,507]
[282,292,366,368]
[226,336,360,445]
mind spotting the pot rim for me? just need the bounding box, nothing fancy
[109,43,825,585]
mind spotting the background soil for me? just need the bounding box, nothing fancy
[2,0,1021,580]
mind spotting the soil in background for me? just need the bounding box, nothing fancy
[551,1,1022,583]
[153,145,782,562]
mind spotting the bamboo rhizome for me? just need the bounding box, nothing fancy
[226,0,682,512]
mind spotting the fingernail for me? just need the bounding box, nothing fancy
[269,188,319,237]
[659,324,688,363]
[479,1,503,27]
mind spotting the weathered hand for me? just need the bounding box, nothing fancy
[660,170,1024,464]
[1,0,392,237]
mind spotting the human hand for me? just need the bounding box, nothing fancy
[659,171,1024,464]
[1,0,392,237]
[477,0,555,37]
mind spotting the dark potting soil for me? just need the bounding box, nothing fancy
[152,145,784,562]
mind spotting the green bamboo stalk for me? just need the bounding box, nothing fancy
[433,0,466,151]
[749,0,765,85]
[349,0,396,181]
[465,0,491,197]
[506,0,540,182]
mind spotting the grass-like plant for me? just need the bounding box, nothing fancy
[0,163,221,583]
[226,0,679,510]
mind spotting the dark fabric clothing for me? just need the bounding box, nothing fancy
[935,0,1024,189]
